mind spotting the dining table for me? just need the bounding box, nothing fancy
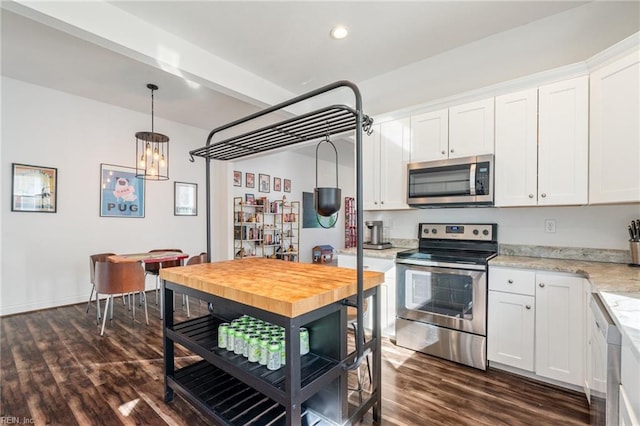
[108,251,189,319]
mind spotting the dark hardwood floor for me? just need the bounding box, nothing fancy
[1,294,589,425]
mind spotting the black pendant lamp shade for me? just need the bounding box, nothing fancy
[314,135,341,217]
[135,83,169,180]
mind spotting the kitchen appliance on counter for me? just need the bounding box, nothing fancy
[407,154,494,207]
[395,223,498,370]
[364,220,392,250]
[588,292,621,426]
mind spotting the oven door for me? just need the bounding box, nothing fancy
[396,262,487,335]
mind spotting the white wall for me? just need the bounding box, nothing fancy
[0,77,214,315]
[366,204,640,251]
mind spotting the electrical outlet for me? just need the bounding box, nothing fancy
[545,219,556,233]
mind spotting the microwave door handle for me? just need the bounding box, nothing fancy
[469,163,477,195]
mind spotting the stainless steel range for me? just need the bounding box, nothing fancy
[395,223,498,370]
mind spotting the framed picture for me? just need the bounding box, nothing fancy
[259,173,270,193]
[246,172,255,188]
[274,177,282,192]
[233,170,242,187]
[11,163,57,213]
[174,181,197,216]
[99,163,145,218]
[284,178,291,193]
[245,193,255,204]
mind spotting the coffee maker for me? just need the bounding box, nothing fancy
[364,221,392,250]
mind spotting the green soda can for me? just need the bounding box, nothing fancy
[234,329,244,355]
[300,327,309,355]
[259,336,270,365]
[280,336,286,366]
[227,325,237,351]
[242,331,251,357]
[248,334,260,362]
[218,323,229,349]
[267,340,281,370]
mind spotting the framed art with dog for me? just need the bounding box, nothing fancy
[100,163,145,218]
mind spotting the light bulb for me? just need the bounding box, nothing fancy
[153,146,159,160]
[150,161,157,175]
[145,142,151,156]
[159,155,166,168]
[139,155,146,168]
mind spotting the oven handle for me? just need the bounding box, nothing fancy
[395,258,487,271]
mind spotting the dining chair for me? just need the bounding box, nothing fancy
[145,248,183,305]
[94,260,148,336]
[87,253,116,323]
[179,252,208,318]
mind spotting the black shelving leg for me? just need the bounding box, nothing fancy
[373,287,382,422]
[163,280,175,403]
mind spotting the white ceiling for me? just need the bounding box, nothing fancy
[1,1,639,164]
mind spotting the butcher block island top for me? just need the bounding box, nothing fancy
[160,257,384,318]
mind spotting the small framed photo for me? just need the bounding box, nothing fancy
[11,163,58,213]
[246,172,255,188]
[245,193,255,204]
[284,178,291,193]
[274,177,282,192]
[100,163,145,218]
[259,173,270,193]
[174,181,197,216]
[233,171,242,187]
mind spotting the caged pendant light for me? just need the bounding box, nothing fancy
[135,83,169,180]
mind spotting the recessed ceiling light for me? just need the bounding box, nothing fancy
[330,26,348,40]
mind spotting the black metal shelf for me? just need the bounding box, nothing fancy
[189,105,372,161]
[167,315,342,405]
[170,361,331,426]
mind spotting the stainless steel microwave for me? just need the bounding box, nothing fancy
[407,154,494,207]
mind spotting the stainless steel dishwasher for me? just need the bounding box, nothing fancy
[589,292,621,426]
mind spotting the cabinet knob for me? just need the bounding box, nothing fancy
[539,283,545,288]
[441,150,446,155]
[507,279,514,284]
[381,201,384,205]
[540,193,547,198]
[374,201,378,205]
[528,194,534,199]
[450,149,454,153]
[526,305,531,310]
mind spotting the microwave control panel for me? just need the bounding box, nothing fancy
[475,162,491,195]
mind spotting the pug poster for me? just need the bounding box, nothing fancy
[100,163,145,217]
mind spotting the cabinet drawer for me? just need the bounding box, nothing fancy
[489,267,536,295]
[337,254,394,272]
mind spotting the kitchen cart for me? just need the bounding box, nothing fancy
[161,259,384,425]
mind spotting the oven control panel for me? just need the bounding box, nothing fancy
[419,223,496,241]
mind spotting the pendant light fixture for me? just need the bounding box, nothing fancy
[135,83,169,180]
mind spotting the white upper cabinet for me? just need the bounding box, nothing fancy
[448,98,495,159]
[538,76,589,206]
[410,98,494,163]
[495,76,588,207]
[494,88,539,206]
[589,49,640,204]
[363,119,411,210]
[410,109,449,162]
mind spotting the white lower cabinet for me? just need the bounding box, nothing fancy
[620,333,640,425]
[488,266,585,388]
[337,254,396,338]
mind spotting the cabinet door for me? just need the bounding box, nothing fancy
[589,50,640,204]
[494,88,539,206]
[410,109,448,162]
[535,273,585,386]
[383,268,396,338]
[620,385,640,426]
[379,118,410,210]
[538,76,589,206]
[488,291,535,371]
[448,98,495,159]
[363,124,381,210]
